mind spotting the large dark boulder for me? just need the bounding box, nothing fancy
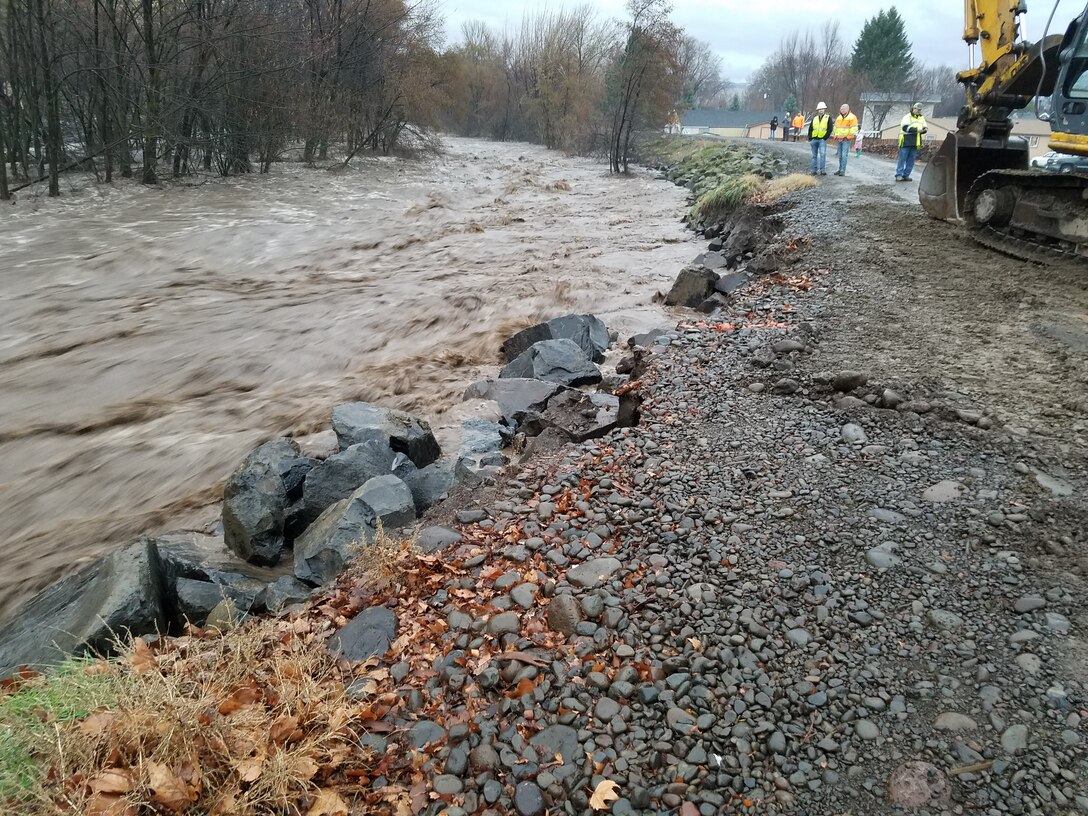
[500,314,610,363]
[0,540,165,676]
[257,576,314,612]
[156,531,277,586]
[400,460,455,513]
[223,457,287,566]
[356,475,416,531]
[499,339,602,387]
[294,489,377,586]
[665,268,718,308]
[244,438,317,501]
[454,420,509,485]
[521,389,619,442]
[463,378,561,424]
[332,402,440,468]
[174,575,267,626]
[302,440,395,523]
[154,531,277,625]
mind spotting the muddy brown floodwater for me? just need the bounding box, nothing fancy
[0,137,696,622]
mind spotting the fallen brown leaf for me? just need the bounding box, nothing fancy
[269,713,300,744]
[589,778,620,811]
[308,788,349,816]
[79,710,117,737]
[89,769,133,794]
[147,761,194,810]
[128,638,156,674]
[84,792,137,816]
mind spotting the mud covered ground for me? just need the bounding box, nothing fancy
[795,175,1088,444]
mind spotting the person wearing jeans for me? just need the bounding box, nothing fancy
[832,104,859,175]
[808,103,831,175]
[896,103,928,181]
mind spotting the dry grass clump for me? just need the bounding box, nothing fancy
[344,523,420,590]
[1,526,508,816]
[760,173,819,202]
[544,180,571,192]
[1,615,362,815]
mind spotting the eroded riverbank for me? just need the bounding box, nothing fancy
[0,137,696,621]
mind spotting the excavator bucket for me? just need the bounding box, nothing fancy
[919,133,1029,221]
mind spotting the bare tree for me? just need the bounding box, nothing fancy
[748,22,860,116]
[676,35,721,108]
[606,0,680,173]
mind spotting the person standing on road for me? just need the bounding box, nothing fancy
[783,112,792,142]
[769,115,778,140]
[895,102,928,182]
[792,112,804,142]
[832,103,859,176]
[808,103,831,175]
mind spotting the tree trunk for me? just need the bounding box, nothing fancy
[0,123,9,200]
[141,0,158,184]
[33,0,61,195]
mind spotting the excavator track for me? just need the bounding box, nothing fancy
[963,170,1088,264]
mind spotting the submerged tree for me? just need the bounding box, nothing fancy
[0,0,449,195]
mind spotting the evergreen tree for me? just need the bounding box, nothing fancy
[851,7,914,91]
[729,94,740,111]
[783,94,799,114]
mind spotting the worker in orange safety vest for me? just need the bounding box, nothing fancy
[832,103,859,176]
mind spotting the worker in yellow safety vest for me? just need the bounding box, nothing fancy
[832,103,859,176]
[807,102,832,175]
[895,102,928,182]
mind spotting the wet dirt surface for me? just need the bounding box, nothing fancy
[0,138,696,621]
[749,137,1088,442]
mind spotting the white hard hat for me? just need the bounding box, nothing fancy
[816,102,827,110]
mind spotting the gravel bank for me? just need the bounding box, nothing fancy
[343,177,1087,816]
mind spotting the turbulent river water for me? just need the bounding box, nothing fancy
[0,136,695,621]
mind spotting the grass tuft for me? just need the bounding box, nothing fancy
[760,173,819,202]
[691,174,765,222]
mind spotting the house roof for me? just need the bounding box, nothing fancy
[681,109,773,129]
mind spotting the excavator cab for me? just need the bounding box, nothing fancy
[1048,12,1088,157]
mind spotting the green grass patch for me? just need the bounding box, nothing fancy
[0,661,122,803]
[691,173,765,222]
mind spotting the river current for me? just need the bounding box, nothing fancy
[0,136,695,620]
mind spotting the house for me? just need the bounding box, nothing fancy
[873,115,1055,159]
[679,109,773,138]
[860,93,938,136]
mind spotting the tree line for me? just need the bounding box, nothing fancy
[439,0,721,171]
[747,7,962,128]
[0,0,960,200]
[0,0,454,199]
[0,0,728,196]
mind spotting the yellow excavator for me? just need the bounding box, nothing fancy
[919,0,1088,261]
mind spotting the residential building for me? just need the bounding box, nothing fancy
[679,109,773,138]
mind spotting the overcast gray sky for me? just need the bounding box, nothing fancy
[441,1,974,81]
